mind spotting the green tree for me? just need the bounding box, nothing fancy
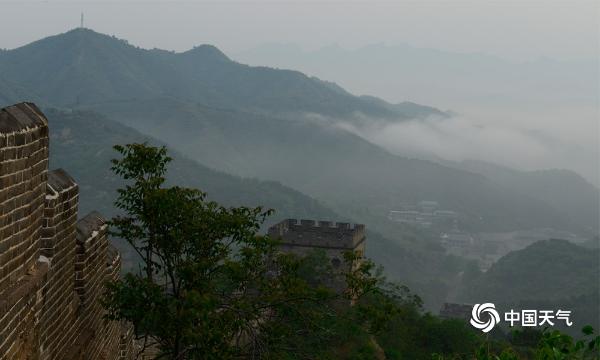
[102,143,392,359]
[105,143,523,360]
[432,326,600,360]
[534,326,600,360]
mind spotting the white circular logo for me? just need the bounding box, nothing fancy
[470,303,500,333]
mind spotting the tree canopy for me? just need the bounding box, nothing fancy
[102,143,404,359]
[102,143,599,360]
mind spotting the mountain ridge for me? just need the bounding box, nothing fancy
[0,28,435,120]
[0,28,594,236]
[44,107,470,310]
[456,159,599,233]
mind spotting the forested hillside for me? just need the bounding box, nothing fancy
[458,239,600,333]
[46,108,337,222]
[458,160,599,233]
[45,108,471,309]
[0,28,415,118]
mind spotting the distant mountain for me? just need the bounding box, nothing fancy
[0,75,41,105]
[358,96,448,119]
[45,108,336,223]
[234,43,600,187]
[0,28,434,120]
[85,97,573,234]
[458,239,600,332]
[45,107,339,267]
[44,107,470,311]
[234,42,598,109]
[0,28,585,236]
[462,239,598,302]
[458,160,600,234]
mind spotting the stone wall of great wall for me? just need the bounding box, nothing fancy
[0,103,134,359]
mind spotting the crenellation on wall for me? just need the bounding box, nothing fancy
[0,102,134,360]
[268,218,366,250]
[0,104,49,360]
[39,168,80,359]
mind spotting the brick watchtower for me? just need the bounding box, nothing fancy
[267,219,366,291]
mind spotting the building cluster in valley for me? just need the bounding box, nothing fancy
[387,201,584,271]
[388,201,458,228]
[0,103,134,359]
[455,228,587,271]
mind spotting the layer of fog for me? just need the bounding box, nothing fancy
[236,44,599,186]
[328,107,599,187]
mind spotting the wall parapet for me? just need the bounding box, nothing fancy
[267,218,366,250]
[0,102,134,360]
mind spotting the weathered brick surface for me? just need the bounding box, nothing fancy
[0,103,48,296]
[38,169,82,360]
[0,103,134,360]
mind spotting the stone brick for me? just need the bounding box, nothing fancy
[0,103,135,360]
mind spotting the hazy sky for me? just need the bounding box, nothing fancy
[0,0,598,62]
